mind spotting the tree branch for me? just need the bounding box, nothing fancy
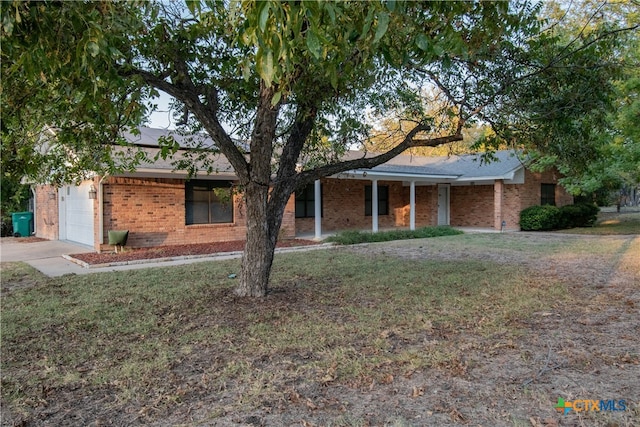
[248,81,281,186]
[120,66,250,181]
[415,22,639,124]
[272,103,317,191]
[298,124,463,185]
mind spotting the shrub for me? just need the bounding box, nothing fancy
[327,226,463,245]
[559,203,599,228]
[0,219,12,237]
[520,203,600,231]
[519,205,561,231]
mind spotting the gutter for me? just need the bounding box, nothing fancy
[456,173,516,182]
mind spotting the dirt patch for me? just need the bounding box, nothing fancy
[8,236,48,243]
[70,239,320,265]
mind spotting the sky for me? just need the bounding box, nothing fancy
[146,92,175,130]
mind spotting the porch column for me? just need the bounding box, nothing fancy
[494,179,504,231]
[314,179,322,239]
[409,181,416,230]
[372,179,379,232]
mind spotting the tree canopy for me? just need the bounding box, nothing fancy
[496,0,640,196]
[2,0,637,296]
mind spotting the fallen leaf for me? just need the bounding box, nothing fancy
[411,386,424,397]
[380,374,394,384]
[305,399,317,410]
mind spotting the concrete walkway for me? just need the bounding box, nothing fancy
[0,238,332,278]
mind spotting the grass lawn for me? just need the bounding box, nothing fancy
[1,224,638,425]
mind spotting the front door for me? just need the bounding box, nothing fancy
[437,184,450,226]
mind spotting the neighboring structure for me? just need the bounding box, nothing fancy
[33,127,572,251]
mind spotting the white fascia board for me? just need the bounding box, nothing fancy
[454,165,525,184]
[456,173,515,182]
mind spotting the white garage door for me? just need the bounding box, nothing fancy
[59,182,95,247]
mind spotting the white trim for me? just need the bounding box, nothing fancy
[31,187,37,235]
[409,181,415,231]
[437,184,450,226]
[98,175,108,249]
[371,179,378,232]
[314,179,322,239]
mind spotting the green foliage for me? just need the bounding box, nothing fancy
[0,179,30,236]
[3,1,633,189]
[520,203,599,231]
[557,203,599,229]
[519,205,561,231]
[327,226,463,245]
[2,0,596,184]
[505,1,639,197]
[1,1,153,184]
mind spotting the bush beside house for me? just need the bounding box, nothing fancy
[520,203,599,231]
[0,181,31,237]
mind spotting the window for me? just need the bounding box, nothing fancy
[185,180,233,224]
[295,183,322,218]
[541,184,556,206]
[365,185,389,216]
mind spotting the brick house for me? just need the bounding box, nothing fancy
[33,127,572,251]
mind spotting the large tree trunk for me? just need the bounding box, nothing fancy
[235,182,289,297]
[233,82,283,297]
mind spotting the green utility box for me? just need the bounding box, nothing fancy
[12,211,33,237]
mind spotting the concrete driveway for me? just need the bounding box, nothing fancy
[0,238,94,277]
[0,238,93,262]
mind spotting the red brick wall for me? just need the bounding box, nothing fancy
[102,177,184,249]
[36,166,573,246]
[503,183,523,231]
[295,179,406,234]
[34,185,59,240]
[518,169,573,209]
[400,185,438,227]
[280,195,296,239]
[101,176,296,250]
[450,185,495,227]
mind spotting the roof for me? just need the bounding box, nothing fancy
[122,127,249,152]
[116,128,525,184]
[112,146,236,180]
[338,150,525,184]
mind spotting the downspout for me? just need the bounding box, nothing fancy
[98,175,108,252]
